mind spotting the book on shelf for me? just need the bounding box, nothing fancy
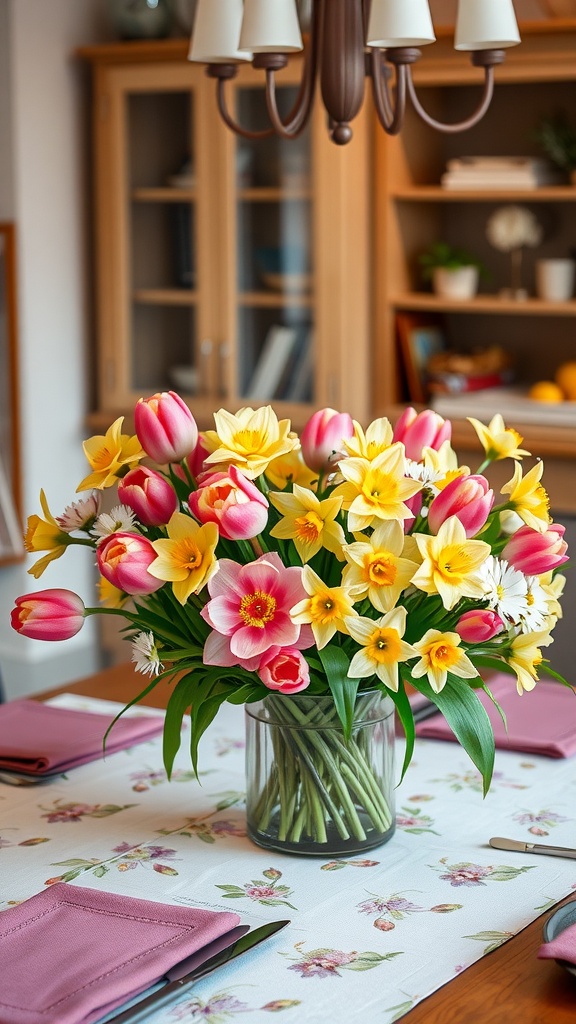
[430,387,576,427]
[246,325,300,400]
[441,155,563,190]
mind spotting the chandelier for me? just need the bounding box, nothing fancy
[188,0,521,145]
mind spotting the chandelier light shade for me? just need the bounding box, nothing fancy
[188,0,521,144]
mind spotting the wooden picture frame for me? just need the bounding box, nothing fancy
[396,311,446,404]
[0,223,24,564]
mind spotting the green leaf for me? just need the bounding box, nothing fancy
[318,645,357,739]
[163,672,197,778]
[189,685,232,777]
[411,674,495,796]
[388,675,415,782]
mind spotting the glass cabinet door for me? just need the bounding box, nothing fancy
[232,83,315,407]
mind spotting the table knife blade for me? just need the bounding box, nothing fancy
[106,919,291,1024]
[490,836,576,860]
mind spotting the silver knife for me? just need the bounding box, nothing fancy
[106,919,290,1024]
[490,836,576,860]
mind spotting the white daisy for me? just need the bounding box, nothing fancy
[93,504,137,542]
[519,575,550,634]
[480,555,528,625]
[56,492,101,532]
[131,631,164,677]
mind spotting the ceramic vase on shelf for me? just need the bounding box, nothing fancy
[432,266,479,301]
[245,690,396,856]
[108,0,172,39]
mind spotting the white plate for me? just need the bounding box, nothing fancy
[543,900,576,977]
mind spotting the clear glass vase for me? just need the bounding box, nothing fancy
[245,691,396,856]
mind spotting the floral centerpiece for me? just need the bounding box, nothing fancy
[12,396,569,854]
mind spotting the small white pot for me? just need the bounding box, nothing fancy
[432,266,479,301]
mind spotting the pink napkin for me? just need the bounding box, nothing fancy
[0,883,240,1024]
[538,921,576,963]
[0,699,165,776]
[415,674,576,758]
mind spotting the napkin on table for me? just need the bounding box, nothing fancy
[415,674,576,758]
[0,699,165,776]
[538,921,576,963]
[0,883,240,1024]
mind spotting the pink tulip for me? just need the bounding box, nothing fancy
[97,532,164,596]
[300,408,354,472]
[428,475,494,538]
[118,466,178,526]
[258,646,310,694]
[11,589,85,641]
[456,609,504,644]
[502,523,569,576]
[135,391,198,464]
[188,465,268,541]
[392,407,451,462]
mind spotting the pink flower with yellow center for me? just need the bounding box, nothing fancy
[201,552,311,670]
[411,629,477,694]
[333,444,422,532]
[77,417,145,492]
[290,565,357,649]
[149,512,219,604]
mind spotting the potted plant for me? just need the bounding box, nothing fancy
[418,242,486,300]
[535,115,576,184]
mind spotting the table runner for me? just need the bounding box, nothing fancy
[1,693,575,1023]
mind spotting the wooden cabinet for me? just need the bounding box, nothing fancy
[79,40,371,431]
[373,20,576,469]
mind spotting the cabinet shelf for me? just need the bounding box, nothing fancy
[392,186,576,203]
[238,291,313,308]
[392,293,576,316]
[132,187,197,203]
[134,288,197,305]
[238,187,312,203]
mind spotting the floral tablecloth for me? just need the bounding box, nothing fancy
[1,693,575,1024]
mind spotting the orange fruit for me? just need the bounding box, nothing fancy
[528,381,564,403]
[555,361,576,399]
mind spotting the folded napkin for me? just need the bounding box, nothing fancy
[0,700,165,776]
[415,674,576,758]
[538,921,576,963]
[0,883,240,1024]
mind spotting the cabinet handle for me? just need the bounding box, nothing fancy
[199,339,212,395]
[218,342,229,397]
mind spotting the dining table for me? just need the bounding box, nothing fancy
[3,660,575,1024]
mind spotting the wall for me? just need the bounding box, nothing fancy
[0,0,111,698]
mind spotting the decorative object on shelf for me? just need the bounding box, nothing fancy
[418,241,485,300]
[535,115,576,185]
[441,155,562,191]
[535,258,576,302]
[107,0,173,39]
[396,312,447,403]
[486,204,543,301]
[11,397,569,854]
[188,0,520,145]
[427,345,515,394]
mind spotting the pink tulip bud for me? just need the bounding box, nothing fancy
[118,466,178,526]
[135,391,198,464]
[428,474,493,538]
[502,523,569,576]
[188,465,268,541]
[97,532,164,596]
[300,408,354,473]
[258,646,310,694]
[11,589,85,641]
[456,609,504,644]
[392,407,451,462]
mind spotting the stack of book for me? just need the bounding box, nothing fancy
[441,156,563,190]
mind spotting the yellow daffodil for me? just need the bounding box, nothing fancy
[342,520,419,612]
[343,417,394,461]
[269,484,345,563]
[411,629,477,693]
[333,444,421,532]
[346,606,418,692]
[290,565,357,649]
[77,417,145,492]
[539,571,566,628]
[98,576,130,609]
[422,441,468,491]
[411,516,490,610]
[24,490,70,579]
[149,513,218,604]
[500,461,550,533]
[265,449,318,490]
[508,628,554,694]
[468,414,530,462]
[202,406,298,480]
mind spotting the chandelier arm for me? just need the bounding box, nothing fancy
[215,77,276,141]
[370,51,409,137]
[261,4,321,140]
[406,63,496,135]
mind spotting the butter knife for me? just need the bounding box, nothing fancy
[107,919,290,1024]
[490,836,576,860]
